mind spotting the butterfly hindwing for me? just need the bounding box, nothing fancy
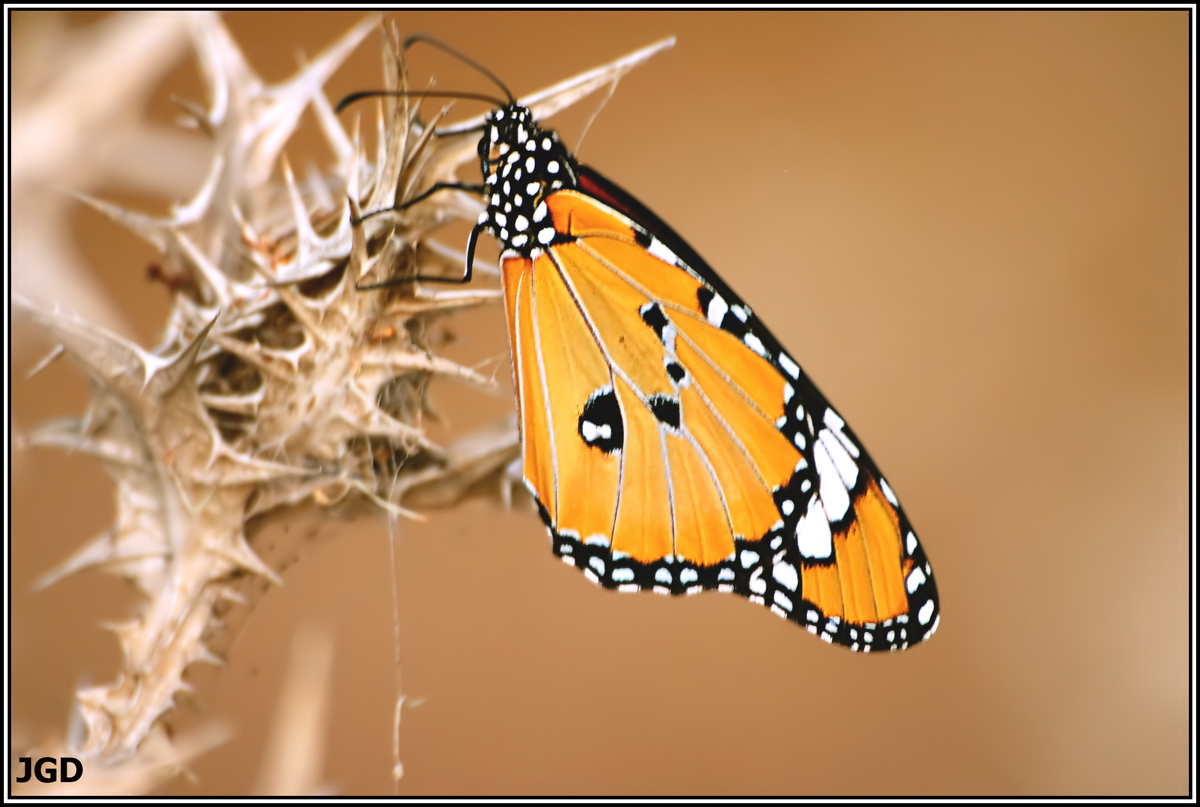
[485,106,938,651]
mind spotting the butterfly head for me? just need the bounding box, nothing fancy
[477,104,579,256]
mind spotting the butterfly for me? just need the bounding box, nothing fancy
[343,38,939,652]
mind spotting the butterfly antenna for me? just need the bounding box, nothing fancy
[402,33,515,104]
[335,89,507,115]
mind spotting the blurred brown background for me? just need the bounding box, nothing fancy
[11,9,1189,796]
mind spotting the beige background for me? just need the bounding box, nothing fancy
[11,10,1190,796]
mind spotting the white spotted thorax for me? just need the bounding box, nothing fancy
[478,105,580,257]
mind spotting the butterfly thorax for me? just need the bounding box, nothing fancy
[477,104,580,257]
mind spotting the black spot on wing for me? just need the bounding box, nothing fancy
[647,395,681,429]
[639,302,669,340]
[578,387,623,453]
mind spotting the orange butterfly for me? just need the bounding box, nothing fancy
[346,40,939,652]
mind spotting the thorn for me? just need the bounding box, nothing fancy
[25,344,65,379]
[142,311,221,397]
[213,531,283,587]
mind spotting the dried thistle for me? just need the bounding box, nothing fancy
[14,11,672,791]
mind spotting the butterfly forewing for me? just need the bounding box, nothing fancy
[484,104,938,650]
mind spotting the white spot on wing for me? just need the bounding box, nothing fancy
[819,429,860,489]
[612,567,634,583]
[880,477,899,506]
[926,609,939,631]
[906,566,927,594]
[823,408,845,431]
[648,238,678,267]
[744,333,767,357]
[772,561,798,591]
[706,293,728,326]
[834,426,861,458]
[661,322,678,354]
[748,567,766,595]
[814,439,850,521]
[795,498,833,559]
[779,353,800,379]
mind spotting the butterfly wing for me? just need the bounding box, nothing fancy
[500,164,939,651]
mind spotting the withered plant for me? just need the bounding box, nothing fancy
[14,11,671,792]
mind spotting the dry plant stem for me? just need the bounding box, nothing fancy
[18,9,673,786]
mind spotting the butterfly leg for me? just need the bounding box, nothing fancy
[400,221,483,285]
[353,190,488,290]
[353,181,486,226]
